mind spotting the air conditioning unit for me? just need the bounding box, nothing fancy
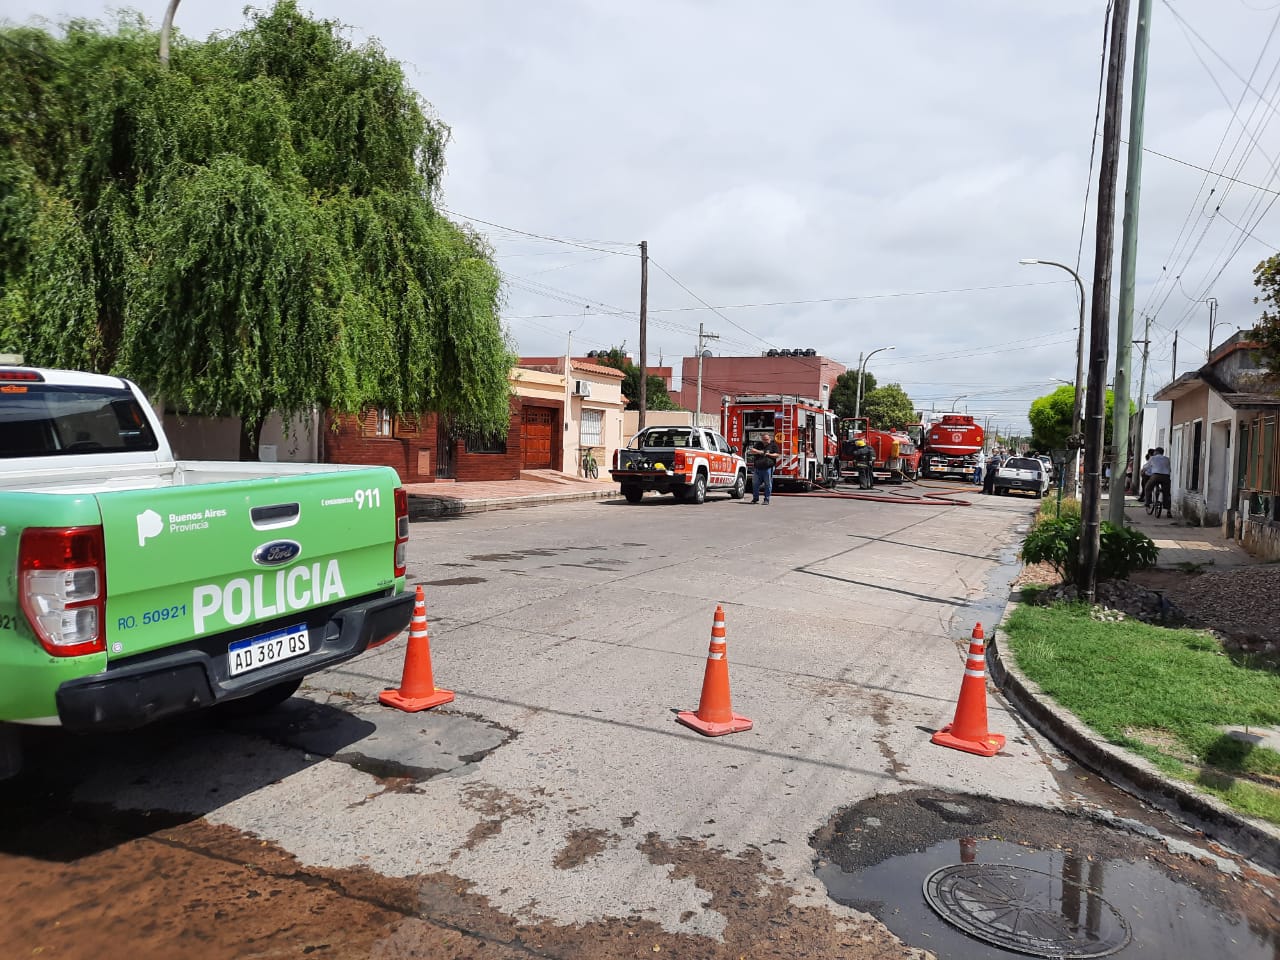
[573,379,592,397]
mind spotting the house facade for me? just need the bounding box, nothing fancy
[1152,333,1280,560]
[323,360,626,483]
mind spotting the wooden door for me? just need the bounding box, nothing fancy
[522,407,555,469]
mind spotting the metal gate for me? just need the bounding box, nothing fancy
[435,418,455,479]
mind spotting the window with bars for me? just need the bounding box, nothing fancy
[1246,415,1277,495]
[579,409,603,447]
[465,426,507,454]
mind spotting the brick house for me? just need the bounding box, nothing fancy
[322,360,626,483]
[677,350,846,414]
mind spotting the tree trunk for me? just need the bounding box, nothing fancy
[239,413,267,462]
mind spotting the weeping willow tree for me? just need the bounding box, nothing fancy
[0,2,514,457]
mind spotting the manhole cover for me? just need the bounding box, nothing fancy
[924,863,1131,958]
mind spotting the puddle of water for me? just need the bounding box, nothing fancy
[818,836,1277,959]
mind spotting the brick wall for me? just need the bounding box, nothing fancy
[324,397,547,483]
[455,397,525,481]
[324,410,430,482]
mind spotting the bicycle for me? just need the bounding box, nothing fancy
[1145,476,1170,519]
[581,447,599,479]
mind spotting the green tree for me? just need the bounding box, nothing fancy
[1251,253,1280,374]
[860,384,915,430]
[829,369,876,419]
[593,347,679,411]
[1028,386,1131,451]
[0,3,514,457]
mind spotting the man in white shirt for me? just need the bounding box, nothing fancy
[1145,447,1172,510]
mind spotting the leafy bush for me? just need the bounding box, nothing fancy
[1035,496,1080,526]
[1097,523,1160,580]
[1021,515,1158,582]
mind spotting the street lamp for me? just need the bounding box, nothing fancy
[854,345,895,420]
[1021,258,1086,494]
[951,395,968,412]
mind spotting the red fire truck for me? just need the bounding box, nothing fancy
[721,395,840,489]
[837,417,902,482]
[920,414,985,479]
[892,424,924,481]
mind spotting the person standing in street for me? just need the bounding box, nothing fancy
[750,435,782,504]
[852,438,875,490]
[982,452,1000,495]
[974,449,986,486]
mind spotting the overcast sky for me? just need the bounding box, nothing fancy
[6,1,1279,434]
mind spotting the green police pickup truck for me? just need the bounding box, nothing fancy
[0,366,415,776]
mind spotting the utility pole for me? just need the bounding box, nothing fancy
[564,329,574,472]
[1079,0,1131,601]
[1108,0,1152,529]
[695,322,720,424]
[638,240,648,431]
[1172,330,1178,381]
[1132,315,1151,478]
[1205,297,1219,360]
[159,0,181,67]
[853,352,863,418]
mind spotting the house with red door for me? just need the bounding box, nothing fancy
[321,359,626,483]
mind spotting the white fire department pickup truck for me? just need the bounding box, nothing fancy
[609,425,747,504]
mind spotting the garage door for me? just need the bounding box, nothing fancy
[522,407,555,470]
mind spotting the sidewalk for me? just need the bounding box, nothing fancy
[403,471,617,519]
[1105,493,1261,569]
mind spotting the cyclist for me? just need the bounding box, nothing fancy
[1145,447,1171,513]
[1136,448,1155,503]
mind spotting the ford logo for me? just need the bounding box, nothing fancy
[253,540,302,567]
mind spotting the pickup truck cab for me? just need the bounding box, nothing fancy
[0,366,414,776]
[993,456,1051,498]
[609,425,747,504]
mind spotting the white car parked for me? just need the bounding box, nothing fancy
[993,456,1051,498]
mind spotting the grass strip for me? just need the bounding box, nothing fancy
[1004,601,1280,825]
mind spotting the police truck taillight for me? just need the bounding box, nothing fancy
[393,487,409,578]
[18,526,107,657]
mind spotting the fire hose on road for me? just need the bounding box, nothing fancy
[774,483,973,507]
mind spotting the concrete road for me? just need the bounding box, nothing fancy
[13,486,1160,957]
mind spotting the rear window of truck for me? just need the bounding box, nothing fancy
[0,384,159,458]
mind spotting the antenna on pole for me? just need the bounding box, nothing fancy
[695,322,720,423]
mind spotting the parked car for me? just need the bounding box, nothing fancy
[993,456,1051,498]
[1035,455,1054,481]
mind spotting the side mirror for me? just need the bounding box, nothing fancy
[730,446,739,455]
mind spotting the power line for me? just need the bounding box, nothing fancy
[501,279,1071,320]
[1138,140,1280,195]
[1077,1,1115,274]
[646,257,773,348]
[1140,1,1280,332]
[441,209,638,257]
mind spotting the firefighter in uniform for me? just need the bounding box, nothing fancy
[853,439,875,490]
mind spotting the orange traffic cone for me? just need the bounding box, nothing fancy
[379,585,454,712]
[931,623,1005,757]
[676,606,753,737]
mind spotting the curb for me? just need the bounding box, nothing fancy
[988,600,1280,873]
[408,488,617,520]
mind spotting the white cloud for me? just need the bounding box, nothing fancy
[5,0,1278,432]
